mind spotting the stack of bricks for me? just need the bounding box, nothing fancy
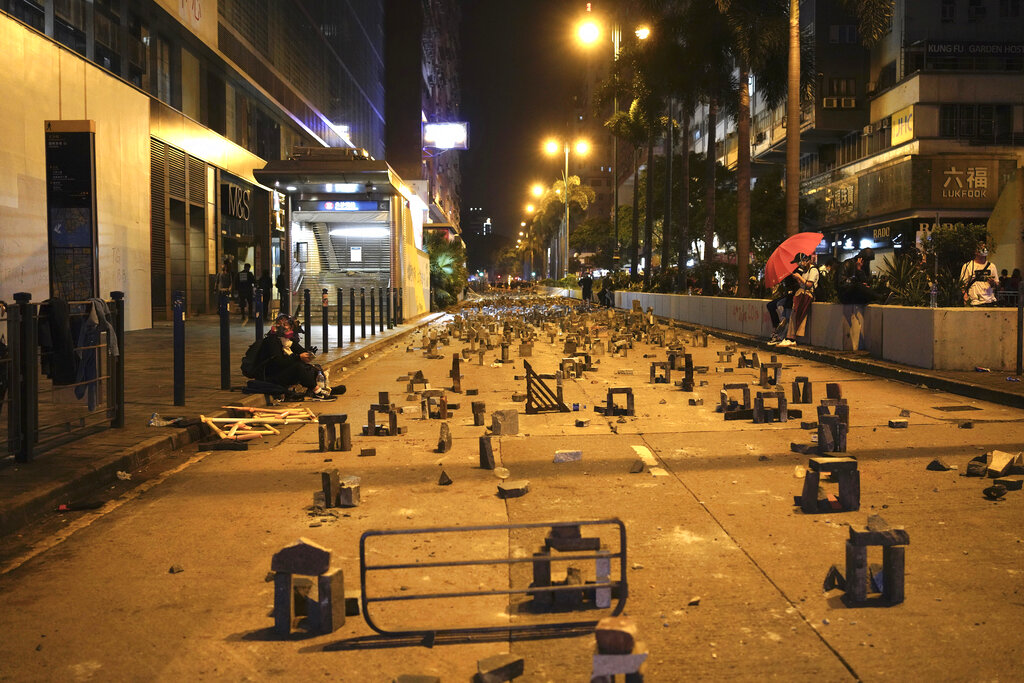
[844,515,908,604]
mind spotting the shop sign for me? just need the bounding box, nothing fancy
[926,42,1024,56]
[824,181,857,221]
[221,183,252,220]
[931,160,997,206]
[891,105,913,146]
[296,200,389,212]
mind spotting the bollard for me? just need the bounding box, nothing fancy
[303,288,311,347]
[1017,280,1023,376]
[254,288,264,341]
[13,292,36,462]
[109,291,126,428]
[370,287,376,337]
[337,287,344,349]
[360,287,366,339]
[398,288,404,323]
[217,291,230,391]
[6,297,25,458]
[321,288,330,352]
[379,287,385,333]
[393,287,399,327]
[386,287,393,329]
[349,287,356,345]
[175,291,187,405]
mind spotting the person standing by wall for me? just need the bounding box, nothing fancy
[959,243,999,307]
[779,253,818,347]
[216,263,233,303]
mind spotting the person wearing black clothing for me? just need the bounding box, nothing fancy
[579,273,594,303]
[237,263,255,323]
[837,248,882,305]
[766,269,802,343]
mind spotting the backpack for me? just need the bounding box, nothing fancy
[240,337,268,379]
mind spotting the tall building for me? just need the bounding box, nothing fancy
[0,0,385,328]
[385,0,462,237]
[696,0,1024,266]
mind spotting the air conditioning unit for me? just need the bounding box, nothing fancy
[841,97,857,108]
[823,97,839,109]
[879,118,890,129]
[866,81,877,94]
[755,132,766,144]
[862,124,874,136]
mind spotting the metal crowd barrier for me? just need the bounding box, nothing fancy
[2,292,125,462]
[359,519,628,637]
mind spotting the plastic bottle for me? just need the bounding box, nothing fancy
[929,283,937,308]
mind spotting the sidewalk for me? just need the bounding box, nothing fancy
[0,312,441,539]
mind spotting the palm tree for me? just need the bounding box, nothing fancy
[716,0,788,295]
[785,0,895,236]
[606,100,650,279]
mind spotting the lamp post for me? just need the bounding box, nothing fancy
[544,138,589,279]
[578,13,649,274]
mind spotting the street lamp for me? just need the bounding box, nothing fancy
[577,10,650,273]
[543,137,589,279]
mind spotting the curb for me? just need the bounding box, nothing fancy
[662,319,1024,411]
[0,314,442,539]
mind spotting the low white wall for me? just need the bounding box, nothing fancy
[613,290,1021,372]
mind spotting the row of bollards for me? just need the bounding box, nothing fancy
[172,287,404,407]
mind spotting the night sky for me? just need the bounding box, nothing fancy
[460,1,588,264]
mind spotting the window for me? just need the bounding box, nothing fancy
[968,0,987,21]
[828,78,857,96]
[939,103,1012,140]
[154,35,174,105]
[1000,0,1021,16]
[828,25,857,43]
[942,0,956,21]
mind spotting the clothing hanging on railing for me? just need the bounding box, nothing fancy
[38,297,78,385]
[74,299,118,410]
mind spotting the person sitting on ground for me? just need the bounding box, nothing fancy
[837,248,882,305]
[959,242,999,307]
[257,315,335,399]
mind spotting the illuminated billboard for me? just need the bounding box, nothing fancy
[422,122,470,150]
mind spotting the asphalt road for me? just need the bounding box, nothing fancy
[1,300,1022,682]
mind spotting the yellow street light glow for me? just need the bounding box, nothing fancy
[526,203,536,213]
[575,140,591,156]
[543,139,560,156]
[531,184,544,198]
[577,19,600,45]
[519,231,524,236]
[635,26,651,40]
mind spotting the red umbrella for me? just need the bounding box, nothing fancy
[764,232,824,287]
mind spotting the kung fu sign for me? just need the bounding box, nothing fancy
[931,159,999,207]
